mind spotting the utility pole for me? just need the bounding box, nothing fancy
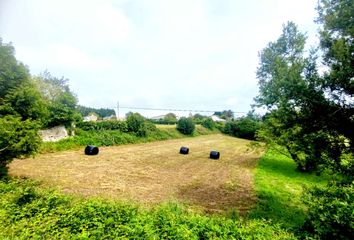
[116,101,120,120]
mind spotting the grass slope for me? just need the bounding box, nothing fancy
[249,150,329,231]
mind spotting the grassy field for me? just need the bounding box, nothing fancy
[2,133,333,238]
[9,134,262,215]
[249,150,329,231]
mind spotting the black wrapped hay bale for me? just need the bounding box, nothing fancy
[179,146,189,154]
[85,145,99,155]
[210,150,220,160]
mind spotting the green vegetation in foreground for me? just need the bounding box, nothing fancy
[0,179,296,239]
[249,150,329,231]
[40,125,218,153]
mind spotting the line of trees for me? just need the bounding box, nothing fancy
[255,0,353,238]
[76,105,115,118]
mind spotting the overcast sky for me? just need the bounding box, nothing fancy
[0,0,319,117]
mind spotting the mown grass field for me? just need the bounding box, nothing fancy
[9,134,261,215]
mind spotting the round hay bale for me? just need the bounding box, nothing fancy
[210,150,220,160]
[85,145,99,155]
[179,146,189,154]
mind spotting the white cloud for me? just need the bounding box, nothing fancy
[0,0,320,113]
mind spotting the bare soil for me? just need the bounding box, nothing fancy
[9,134,261,215]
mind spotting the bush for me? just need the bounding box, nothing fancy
[77,120,128,132]
[0,179,295,239]
[176,117,195,135]
[201,118,215,130]
[223,117,262,140]
[0,116,41,169]
[126,113,147,136]
[301,182,354,239]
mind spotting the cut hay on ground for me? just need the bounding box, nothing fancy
[9,134,261,214]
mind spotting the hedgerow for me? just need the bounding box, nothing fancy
[0,179,295,239]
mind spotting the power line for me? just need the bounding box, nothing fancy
[111,105,247,114]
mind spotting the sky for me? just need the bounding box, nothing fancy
[0,0,320,118]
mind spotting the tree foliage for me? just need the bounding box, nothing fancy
[0,39,42,168]
[163,113,177,124]
[176,117,195,135]
[76,105,115,118]
[255,1,353,238]
[223,113,262,140]
[256,19,353,173]
[213,110,234,120]
[126,112,148,137]
[33,72,78,127]
[0,116,41,168]
[201,118,216,130]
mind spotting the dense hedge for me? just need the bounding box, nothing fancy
[76,120,128,132]
[223,118,262,140]
[0,179,295,239]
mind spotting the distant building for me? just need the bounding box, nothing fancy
[103,115,117,121]
[83,114,98,122]
[150,115,166,121]
[210,115,226,122]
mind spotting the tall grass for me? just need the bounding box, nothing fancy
[0,179,295,239]
[248,150,329,231]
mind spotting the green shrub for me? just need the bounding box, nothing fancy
[76,120,128,132]
[223,117,262,140]
[176,117,195,135]
[0,116,41,169]
[301,182,354,239]
[126,113,147,136]
[0,179,295,239]
[201,118,215,130]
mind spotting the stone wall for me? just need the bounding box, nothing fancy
[39,125,68,142]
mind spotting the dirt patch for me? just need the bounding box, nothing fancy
[9,134,261,215]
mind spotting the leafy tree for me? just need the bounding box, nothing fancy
[163,113,177,124]
[177,117,195,135]
[0,39,42,169]
[0,39,29,99]
[192,113,207,123]
[34,72,78,127]
[0,116,41,168]
[201,118,216,130]
[222,116,262,140]
[4,83,49,121]
[76,105,115,118]
[126,112,147,136]
[213,110,234,120]
[255,2,353,238]
[255,21,353,173]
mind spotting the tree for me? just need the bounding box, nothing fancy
[76,105,115,118]
[256,20,353,173]
[255,3,353,238]
[33,71,78,127]
[0,116,41,168]
[163,113,177,124]
[201,118,216,130]
[177,117,195,135]
[213,110,234,120]
[0,39,42,169]
[126,112,147,136]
